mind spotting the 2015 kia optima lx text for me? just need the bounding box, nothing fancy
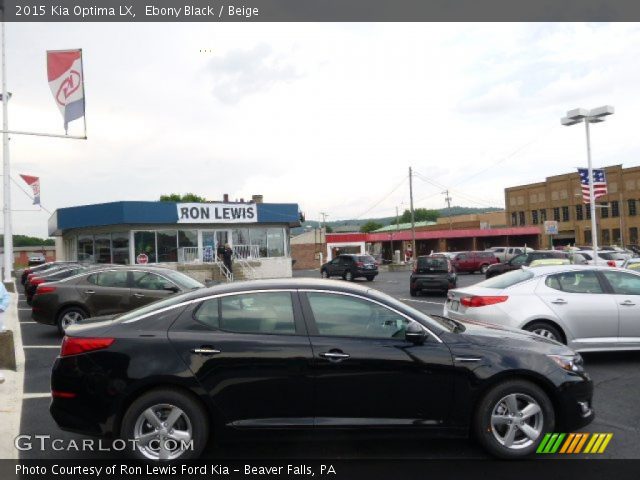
[50,278,593,461]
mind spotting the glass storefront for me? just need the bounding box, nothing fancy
[72,226,288,264]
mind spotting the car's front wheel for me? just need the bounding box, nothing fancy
[56,307,88,335]
[121,388,209,461]
[473,380,554,458]
[480,264,490,274]
[321,269,329,279]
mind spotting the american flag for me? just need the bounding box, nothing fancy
[578,168,608,204]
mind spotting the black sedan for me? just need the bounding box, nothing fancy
[50,278,594,461]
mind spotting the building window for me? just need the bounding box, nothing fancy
[586,207,591,220]
[576,205,583,220]
[134,231,157,263]
[518,211,525,226]
[249,228,268,257]
[77,235,94,262]
[531,210,539,225]
[157,230,178,262]
[94,234,111,264]
[611,200,619,217]
[553,207,560,221]
[178,230,197,248]
[112,232,130,264]
[629,199,637,216]
[601,206,609,218]
[540,209,547,222]
[511,212,517,226]
[562,206,569,222]
[584,230,592,245]
[267,228,286,257]
[232,228,250,246]
[613,228,621,245]
[602,229,610,244]
[630,227,638,245]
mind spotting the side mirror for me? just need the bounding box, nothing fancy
[164,285,180,293]
[405,322,427,345]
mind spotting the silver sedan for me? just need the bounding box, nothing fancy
[443,265,640,352]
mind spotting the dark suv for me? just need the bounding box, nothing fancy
[321,254,378,281]
[410,255,456,296]
[450,251,499,274]
[485,250,569,278]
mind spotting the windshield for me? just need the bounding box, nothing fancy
[476,269,535,289]
[417,257,449,272]
[164,271,204,289]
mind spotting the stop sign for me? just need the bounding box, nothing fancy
[136,253,149,264]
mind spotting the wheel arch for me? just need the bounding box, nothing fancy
[56,302,90,322]
[522,318,568,345]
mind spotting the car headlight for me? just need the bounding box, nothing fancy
[547,354,584,374]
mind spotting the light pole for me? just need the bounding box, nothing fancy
[561,106,614,265]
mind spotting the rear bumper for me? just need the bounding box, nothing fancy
[354,269,378,277]
[412,277,455,291]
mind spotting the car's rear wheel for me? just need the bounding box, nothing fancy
[480,264,490,274]
[344,270,354,281]
[321,270,329,279]
[473,380,554,458]
[410,287,418,297]
[121,388,208,461]
[56,307,88,335]
[524,322,564,344]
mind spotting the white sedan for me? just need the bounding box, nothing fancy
[443,265,640,352]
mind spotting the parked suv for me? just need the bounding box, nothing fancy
[410,255,456,296]
[484,246,526,263]
[484,250,569,278]
[321,254,378,281]
[450,251,499,274]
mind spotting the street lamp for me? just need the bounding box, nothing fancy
[561,105,614,265]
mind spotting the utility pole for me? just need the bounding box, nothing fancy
[443,189,453,230]
[319,212,329,230]
[409,167,416,260]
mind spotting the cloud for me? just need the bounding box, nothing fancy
[457,82,523,114]
[206,44,299,104]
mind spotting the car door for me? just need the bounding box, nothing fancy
[535,270,619,349]
[327,257,342,276]
[599,270,640,345]
[299,290,453,427]
[129,270,179,309]
[77,270,131,316]
[167,290,315,427]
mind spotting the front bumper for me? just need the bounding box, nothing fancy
[555,374,595,431]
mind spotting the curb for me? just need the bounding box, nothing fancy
[0,282,25,459]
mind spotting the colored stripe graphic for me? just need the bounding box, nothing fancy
[537,433,613,454]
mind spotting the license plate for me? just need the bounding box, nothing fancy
[449,300,459,312]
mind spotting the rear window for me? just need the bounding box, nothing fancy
[476,269,535,289]
[417,257,449,272]
[356,255,376,263]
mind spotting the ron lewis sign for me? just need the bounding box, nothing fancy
[177,203,257,224]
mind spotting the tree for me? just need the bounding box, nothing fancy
[159,193,208,203]
[325,225,333,233]
[360,221,384,233]
[1,235,55,246]
[398,208,439,224]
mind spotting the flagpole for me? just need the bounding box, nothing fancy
[1,16,13,284]
[585,119,599,266]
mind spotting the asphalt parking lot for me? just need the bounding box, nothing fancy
[14,270,640,459]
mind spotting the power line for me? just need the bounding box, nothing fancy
[350,176,407,220]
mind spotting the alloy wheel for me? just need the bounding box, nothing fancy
[133,403,193,461]
[345,271,353,281]
[532,328,558,341]
[490,393,543,450]
[60,311,84,331]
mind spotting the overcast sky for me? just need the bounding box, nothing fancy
[2,22,639,237]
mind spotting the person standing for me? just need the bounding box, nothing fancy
[222,243,233,275]
[0,282,10,384]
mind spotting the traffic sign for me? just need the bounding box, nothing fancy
[136,253,149,264]
[544,221,559,235]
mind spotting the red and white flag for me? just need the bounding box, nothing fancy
[20,174,40,205]
[46,49,85,131]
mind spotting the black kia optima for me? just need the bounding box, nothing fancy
[50,278,594,461]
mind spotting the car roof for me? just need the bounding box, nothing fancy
[523,264,632,276]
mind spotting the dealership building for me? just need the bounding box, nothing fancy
[48,198,302,280]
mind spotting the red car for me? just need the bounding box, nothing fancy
[450,251,499,274]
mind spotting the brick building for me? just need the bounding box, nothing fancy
[505,164,640,247]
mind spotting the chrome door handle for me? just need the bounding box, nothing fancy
[620,300,636,306]
[191,347,221,355]
[84,290,95,294]
[320,352,350,360]
[551,299,567,304]
[133,293,145,298]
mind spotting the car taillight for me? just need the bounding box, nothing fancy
[31,277,45,286]
[607,260,616,267]
[355,261,364,267]
[60,337,115,357]
[460,296,508,307]
[35,285,56,296]
[24,269,32,276]
[27,273,36,282]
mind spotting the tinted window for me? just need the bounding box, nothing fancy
[417,257,448,272]
[194,299,220,329]
[545,271,603,294]
[356,255,376,263]
[132,271,176,290]
[510,254,527,266]
[307,292,410,339]
[220,292,295,334]
[456,254,467,260]
[87,270,128,288]
[493,248,505,253]
[601,271,640,295]
[477,269,535,289]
